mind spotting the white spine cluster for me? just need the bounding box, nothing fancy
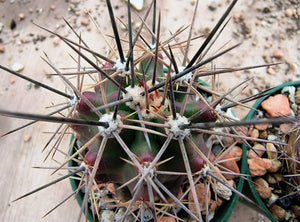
[98,113,122,137]
[166,114,191,138]
[113,58,130,77]
[69,94,78,106]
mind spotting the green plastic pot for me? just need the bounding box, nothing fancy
[242,80,300,222]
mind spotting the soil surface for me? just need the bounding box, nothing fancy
[0,0,299,221]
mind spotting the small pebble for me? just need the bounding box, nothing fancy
[261,94,291,117]
[0,43,5,53]
[288,62,297,72]
[233,12,241,23]
[50,4,56,10]
[267,66,275,75]
[10,79,15,84]
[249,128,259,138]
[81,18,90,26]
[11,62,24,72]
[279,123,292,134]
[101,210,114,222]
[188,183,211,213]
[157,216,176,222]
[18,13,25,20]
[267,159,281,173]
[208,1,218,11]
[270,205,286,221]
[228,146,243,161]
[254,177,272,199]
[259,130,268,139]
[295,90,300,104]
[273,49,284,59]
[53,36,60,46]
[285,8,293,17]
[266,143,278,160]
[129,0,144,11]
[24,134,31,142]
[210,201,218,211]
[218,153,240,180]
[248,157,272,176]
[255,118,269,130]
[248,143,265,159]
[266,174,278,184]
[291,205,300,218]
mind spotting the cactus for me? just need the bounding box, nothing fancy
[0,0,294,221]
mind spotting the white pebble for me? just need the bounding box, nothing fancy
[11,62,24,72]
[101,210,114,222]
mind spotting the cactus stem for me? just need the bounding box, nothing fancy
[136,105,152,151]
[121,124,166,137]
[132,134,173,193]
[93,97,132,112]
[189,78,251,122]
[113,132,143,172]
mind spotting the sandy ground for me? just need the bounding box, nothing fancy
[0,0,299,221]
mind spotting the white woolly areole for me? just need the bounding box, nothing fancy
[171,66,193,86]
[113,58,130,77]
[166,114,190,138]
[69,94,78,106]
[123,83,168,118]
[98,113,122,137]
[123,85,145,109]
